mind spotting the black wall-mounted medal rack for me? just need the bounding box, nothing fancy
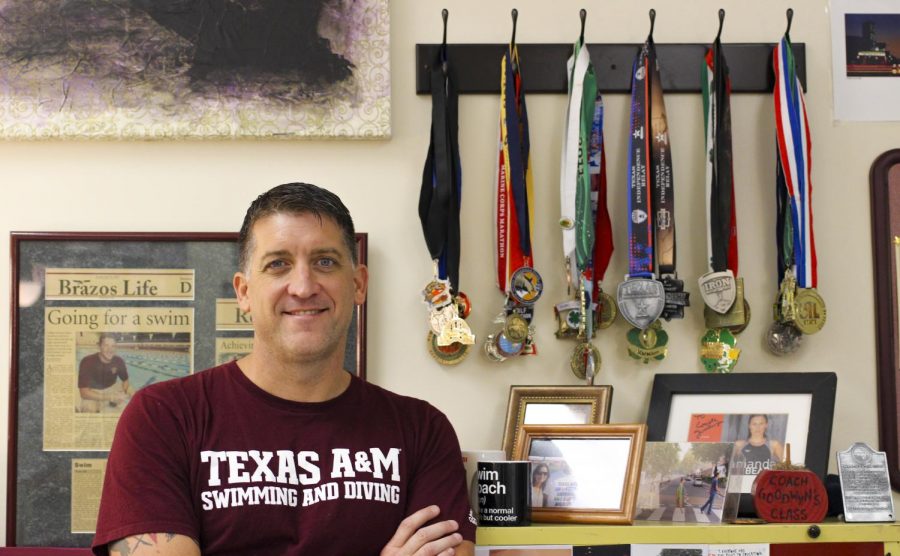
[415,43,806,95]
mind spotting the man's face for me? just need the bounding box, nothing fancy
[233,212,367,366]
[99,338,117,363]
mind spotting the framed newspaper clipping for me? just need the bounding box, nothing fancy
[7,231,368,547]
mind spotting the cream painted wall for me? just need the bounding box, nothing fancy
[0,0,896,540]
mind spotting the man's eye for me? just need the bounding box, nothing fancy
[317,257,337,268]
[265,260,288,270]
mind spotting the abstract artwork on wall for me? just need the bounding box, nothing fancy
[0,0,390,139]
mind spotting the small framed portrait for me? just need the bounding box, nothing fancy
[502,385,613,459]
[645,372,837,516]
[513,424,646,524]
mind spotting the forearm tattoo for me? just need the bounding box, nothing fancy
[110,533,198,555]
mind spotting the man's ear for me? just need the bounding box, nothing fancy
[234,271,251,313]
[353,263,368,305]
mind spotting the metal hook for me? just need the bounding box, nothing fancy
[510,9,518,48]
[715,9,725,42]
[441,9,449,75]
[785,8,794,39]
[648,9,656,42]
[579,9,587,45]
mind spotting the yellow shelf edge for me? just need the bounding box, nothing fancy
[476,521,900,546]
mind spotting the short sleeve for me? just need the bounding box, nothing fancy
[91,389,198,555]
[404,407,477,542]
[117,356,129,382]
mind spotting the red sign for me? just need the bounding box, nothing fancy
[752,468,828,523]
[687,413,724,442]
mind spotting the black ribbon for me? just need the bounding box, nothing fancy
[418,49,461,291]
[504,49,532,258]
[709,37,734,274]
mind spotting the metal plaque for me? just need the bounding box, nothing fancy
[838,442,895,522]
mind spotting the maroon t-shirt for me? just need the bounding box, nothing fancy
[92,362,476,555]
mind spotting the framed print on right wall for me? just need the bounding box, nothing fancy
[646,372,837,516]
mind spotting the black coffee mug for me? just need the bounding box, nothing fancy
[476,461,531,526]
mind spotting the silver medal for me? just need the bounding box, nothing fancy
[765,321,803,356]
[616,277,666,330]
[698,270,737,314]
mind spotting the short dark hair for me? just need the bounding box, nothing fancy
[238,183,357,273]
[98,333,117,345]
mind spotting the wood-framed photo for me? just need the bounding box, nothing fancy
[512,424,646,524]
[501,385,613,459]
[645,372,837,517]
[7,231,368,547]
[870,148,900,491]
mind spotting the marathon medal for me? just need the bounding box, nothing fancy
[699,327,741,373]
[557,34,613,381]
[617,278,665,330]
[619,38,669,348]
[771,32,824,348]
[699,270,737,314]
[489,43,540,361]
[765,320,803,356]
[571,342,601,381]
[793,288,826,335]
[419,40,473,365]
[703,276,747,330]
[626,320,668,364]
[596,291,618,329]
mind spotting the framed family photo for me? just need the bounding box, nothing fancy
[646,372,837,516]
[501,385,613,459]
[513,424,646,524]
[8,231,367,546]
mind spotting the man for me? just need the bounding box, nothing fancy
[92,183,476,555]
[78,333,132,413]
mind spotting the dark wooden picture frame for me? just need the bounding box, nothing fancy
[870,148,900,491]
[7,231,368,546]
[646,372,837,516]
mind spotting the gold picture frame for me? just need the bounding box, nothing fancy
[501,385,613,459]
[513,424,646,524]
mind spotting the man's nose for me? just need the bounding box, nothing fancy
[286,264,317,297]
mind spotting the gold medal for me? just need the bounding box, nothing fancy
[793,288,826,335]
[504,312,530,344]
[595,291,618,329]
[427,331,469,365]
[570,342,600,380]
[626,320,669,364]
[727,299,751,335]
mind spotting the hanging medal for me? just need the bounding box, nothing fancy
[767,12,825,354]
[487,11,542,363]
[698,11,743,373]
[618,10,671,364]
[418,11,475,366]
[556,11,614,381]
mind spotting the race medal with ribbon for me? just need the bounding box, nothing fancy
[770,29,824,350]
[557,31,613,380]
[699,24,746,369]
[489,43,540,361]
[419,39,474,365]
[619,37,667,341]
